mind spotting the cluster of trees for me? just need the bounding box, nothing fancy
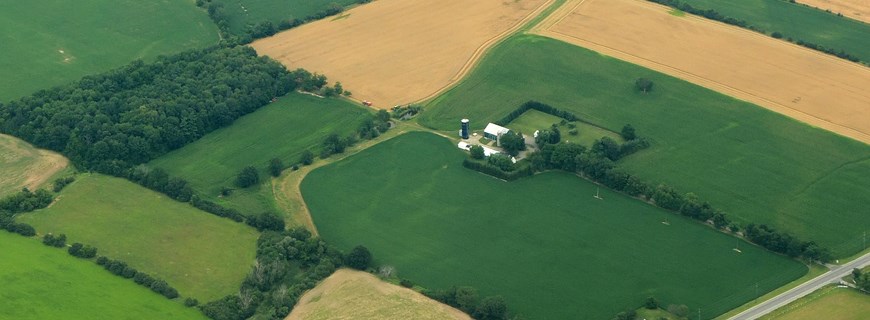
[320,112,392,159]
[196,0,372,44]
[96,256,180,299]
[423,286,510,320]
[852,268,870,292]
[390,104,423,119]
[244,213,285,232]
[744,224,832,262]
[0,188,53,213]
[42,233,67,247]
[235,166,260,188]
[190,195,245,222]
[646,0,863,65]
[358,110,391,140]
[0,46,322,174]
[494,100,578,126]
[498,131,526,157]
[462,158,533,181]
[52,176,76,192]
[0,212,36,237]
[127,167,194,202]
[200,228,367,320]
[68,243,98,259]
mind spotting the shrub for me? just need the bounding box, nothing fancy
[184,298,199,307]
[42,233,67,247]
[400,279,414,288]
[268,158,284,177]
[300,150,314,165]
[235,166,260,188]
[470,145,485,160]
[346,245,372,270]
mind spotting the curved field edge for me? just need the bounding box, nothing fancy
[17,174,258,301]
[0,134,69,197]
[286,269,471,320]
[300,131,806,319]
[0,0,219,101]
[0,232,206,320]
[419,34,870,258]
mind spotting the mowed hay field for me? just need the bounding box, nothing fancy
[0,134,68,197]
[420,35,870,258]
[251,0,551,109]
[533,0,870,144]
[0,232,206,320]
[301,132,807,319]
[760,286,870,320]
[17,174,259,301]
[0,0,218,101]
[798,0,870,23]
[286,269,471,320]
[214,0,361,35]
[150,93,370,216]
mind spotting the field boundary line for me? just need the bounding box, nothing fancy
[531,0,870,145]
[414,0,556,105]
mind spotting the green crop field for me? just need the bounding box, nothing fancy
[676,0,870,62]
[149,93,371,216]
[419,35,870,258]
[17,174,258,301]
[760,285,870,320]
[0,231,205,320]
[215,0,361,35]
[301,132,807,319]
[0,0,218,101]
[503,110,622,147]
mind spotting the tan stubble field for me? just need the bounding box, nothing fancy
[286,269,471,320]
[533,0,870,144]
[797,0,870,24]
[0,134,69,197]
[252,0,551,109]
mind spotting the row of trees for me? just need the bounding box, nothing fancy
[0,188,53,214]
[200,227,370,320]
[494,100,579,126]
[423,286,510,320]
[646,0,864,65]
[462,158,534,181]
[196,0,372,44]
[0,46,327,174]
[97,256,180,299]
[526,135,831,262]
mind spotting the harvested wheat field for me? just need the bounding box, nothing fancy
[534,0,870,144]
[252,0,551,109]
[798,0,870,24]
[286,269,470,320]
[0,134,68,197]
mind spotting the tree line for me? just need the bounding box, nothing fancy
[646,0,865,65]
[196,0,373,45]
[423,286,510,320]
[199,227,371,320]
[0,45,326,174]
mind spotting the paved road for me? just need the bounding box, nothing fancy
[729,251,870,319]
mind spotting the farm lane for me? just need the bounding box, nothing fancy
[729,251,870,320]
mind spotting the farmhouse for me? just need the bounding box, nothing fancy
[483,123,510,144]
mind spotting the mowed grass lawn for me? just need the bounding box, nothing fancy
[504,109,622,147]
[17,174,258,301]
[215,0,361,35]
[301,132,807,319]
[150,93,370,215]
[420,35,870,257]
[0,232,205,320]
[760,285,870,320]
[678,0,870,62]
[0,0,218,101]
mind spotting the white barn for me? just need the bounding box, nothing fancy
[483,123,510,144]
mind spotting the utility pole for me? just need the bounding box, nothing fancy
[698,308,701,320]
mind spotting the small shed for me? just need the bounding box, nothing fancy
[483,123,510,142]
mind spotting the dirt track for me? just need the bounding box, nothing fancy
[533,0,870,145]
[252,0,550,109]
[798,0,870,24]
[286,269,471,320]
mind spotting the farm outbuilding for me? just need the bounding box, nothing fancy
[484,123,510,143]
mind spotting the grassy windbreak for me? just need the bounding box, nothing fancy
[677,0,870,62]
[759,286,870,320]
[150,93,370,215]
[17,174,258,301]
[420,35,870,257]
[301,132,807,319]
[0,0,218,101]
[215,0,360,35]
[0,232,206,320]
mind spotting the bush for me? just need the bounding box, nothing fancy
[52,176,76,192]
[300,150,314,165]
[184,298,199,307]
[345,245,372,270]
[399,279,414,288]
[43,233,67,247]
[470,145,485,160]
[268,158,284,177]
[235,166,260,188]
[635,78,654,93]
[68,243,98,259]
